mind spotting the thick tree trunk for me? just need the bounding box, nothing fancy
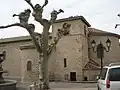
[42,25,50,89]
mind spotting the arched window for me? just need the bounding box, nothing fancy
[27,61,32,71]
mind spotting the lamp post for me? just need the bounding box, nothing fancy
[91,39,111,70]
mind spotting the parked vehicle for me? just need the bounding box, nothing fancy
[97,63,120,90]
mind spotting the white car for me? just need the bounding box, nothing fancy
[97,63,120,90]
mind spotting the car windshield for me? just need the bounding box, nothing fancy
[100,68,107,80]
[109,67,120,81]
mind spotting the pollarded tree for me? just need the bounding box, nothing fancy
[24,0,64,89]
[0,0,71,89]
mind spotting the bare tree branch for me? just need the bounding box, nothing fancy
[0,23,43,53]
[26,24,42,53]
[24,0,35,10]
[57,9,64,14]
[50,9,64,24]
[115,24,120,29]
[118,14,120,17]
[0,23,23,29]
[35,18,45,26]
[12,8,43,53]
[24,0,46,26]
[23,1,64,89]
[47,23,71,56]
[41,0,48,8]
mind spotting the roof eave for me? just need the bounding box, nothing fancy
[89,32,120,38]
[55,16,91,27]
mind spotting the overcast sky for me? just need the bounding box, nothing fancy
[0,0,120,38]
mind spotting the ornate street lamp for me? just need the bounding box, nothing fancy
[106,38,111,50]
[91,39,111,70]
[91,40,96,51]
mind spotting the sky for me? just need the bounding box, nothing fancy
[0,0,120,38]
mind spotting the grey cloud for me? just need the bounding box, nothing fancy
[0,0,120,38]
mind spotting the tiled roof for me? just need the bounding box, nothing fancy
[55,16,91,27]
[0,33,53,44]
[89,28,120,38]
[83,59,101,70]
[0,36,31,44]
[89,28,111,34]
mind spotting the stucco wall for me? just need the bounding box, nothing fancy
[0,18,92,82]
[21,48,39,82]
[51,19,89,81]
[48,47,57,81]
[0,41,32,79]
[84,70,100,81]
[54,35,83,81]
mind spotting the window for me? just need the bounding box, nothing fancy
[109,68,120,81]
[27,61,32,71]
[84,25,86,36]
[100,68,107,80]
[64,58,67,67]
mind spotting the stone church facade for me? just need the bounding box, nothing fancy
[0,16,120,82]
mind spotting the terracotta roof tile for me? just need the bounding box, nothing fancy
[89,28,120,38]
[55,16,91,27]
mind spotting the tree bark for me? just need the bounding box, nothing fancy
[26,25,42,53]
[42,24,50,89]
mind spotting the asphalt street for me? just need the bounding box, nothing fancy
[16,82,97,90]
[50,82,97,88]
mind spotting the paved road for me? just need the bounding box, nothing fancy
[17,82,97,90]
[50,82,97,90]
[50,88,96,90]
[50,82,97,88]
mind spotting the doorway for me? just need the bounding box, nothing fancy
[70,72,76,81]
